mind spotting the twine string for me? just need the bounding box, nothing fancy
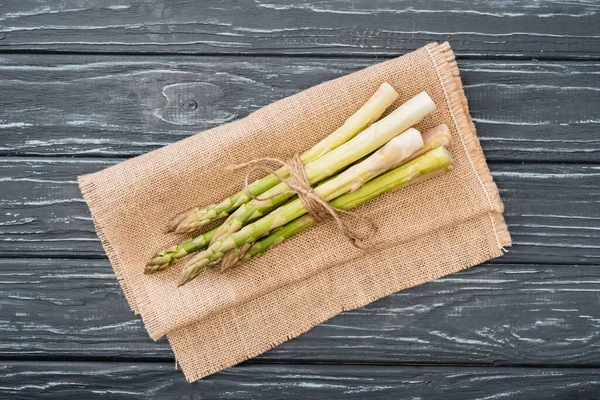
[224,154,377,261]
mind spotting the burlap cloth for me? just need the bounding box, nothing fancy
[79,42,511,382]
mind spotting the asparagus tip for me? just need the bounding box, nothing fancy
[144,263,161,275]
[145,252,173,273]
[171,223,194,234]
[177,274,190,287]
[177,267,197,287]
[146,255,159,267]
[167,207,196,233]
[220,243,253,272]
[172,217,212,234]
[166,220,181,233]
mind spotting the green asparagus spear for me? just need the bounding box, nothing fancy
[168,82,400,233]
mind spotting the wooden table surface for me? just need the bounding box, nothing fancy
[0,1,599,398]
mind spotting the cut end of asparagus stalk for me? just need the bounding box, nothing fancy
[387,128,424,167]
[376,82,398,98]
[408,92,437,119]
[347,127,423,192]
[422,124,451,148]
[372,91,436,134]
[399,123,452,166]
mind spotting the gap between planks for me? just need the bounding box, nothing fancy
[0,49,599,62]
[3,355,600,370]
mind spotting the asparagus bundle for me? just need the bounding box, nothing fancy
[168,82,400,234]
[208,92,437,245]
[146,89,451,286]
[241,146,453,264]
[145,124,451,273]
[178,128,426,286]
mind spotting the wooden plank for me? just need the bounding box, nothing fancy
[1,158,599,263]
[1,258,600,365]
[0,55,598,162]
[0,362,599,399]
[1,1,599,58]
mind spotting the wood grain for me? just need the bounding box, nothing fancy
[0,55,598,162]
[1,258,599,366]
[1,0,599,395]
[1,362,599,399]
[1,158,599,263]
[0,0,599,59]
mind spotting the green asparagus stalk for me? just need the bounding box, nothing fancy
[178,128,426,286]
[242,146,454,263]
[145,124,450,273]
[208,92,437,245]
[168,82,400,233]
[240,215,315,261]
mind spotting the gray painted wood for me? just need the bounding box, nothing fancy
[1,362,599,399]
[0,55,598,162]
[1,258,599,366]
[1,0,599,394]
[1,158,599,263]
[0,1,599,59]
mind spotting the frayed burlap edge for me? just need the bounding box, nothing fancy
[425,42,511,250]
[78,178,140,313]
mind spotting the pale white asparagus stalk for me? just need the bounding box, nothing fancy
[208,92,437,245]
[168,82,400,233]
[179,128,425,286]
